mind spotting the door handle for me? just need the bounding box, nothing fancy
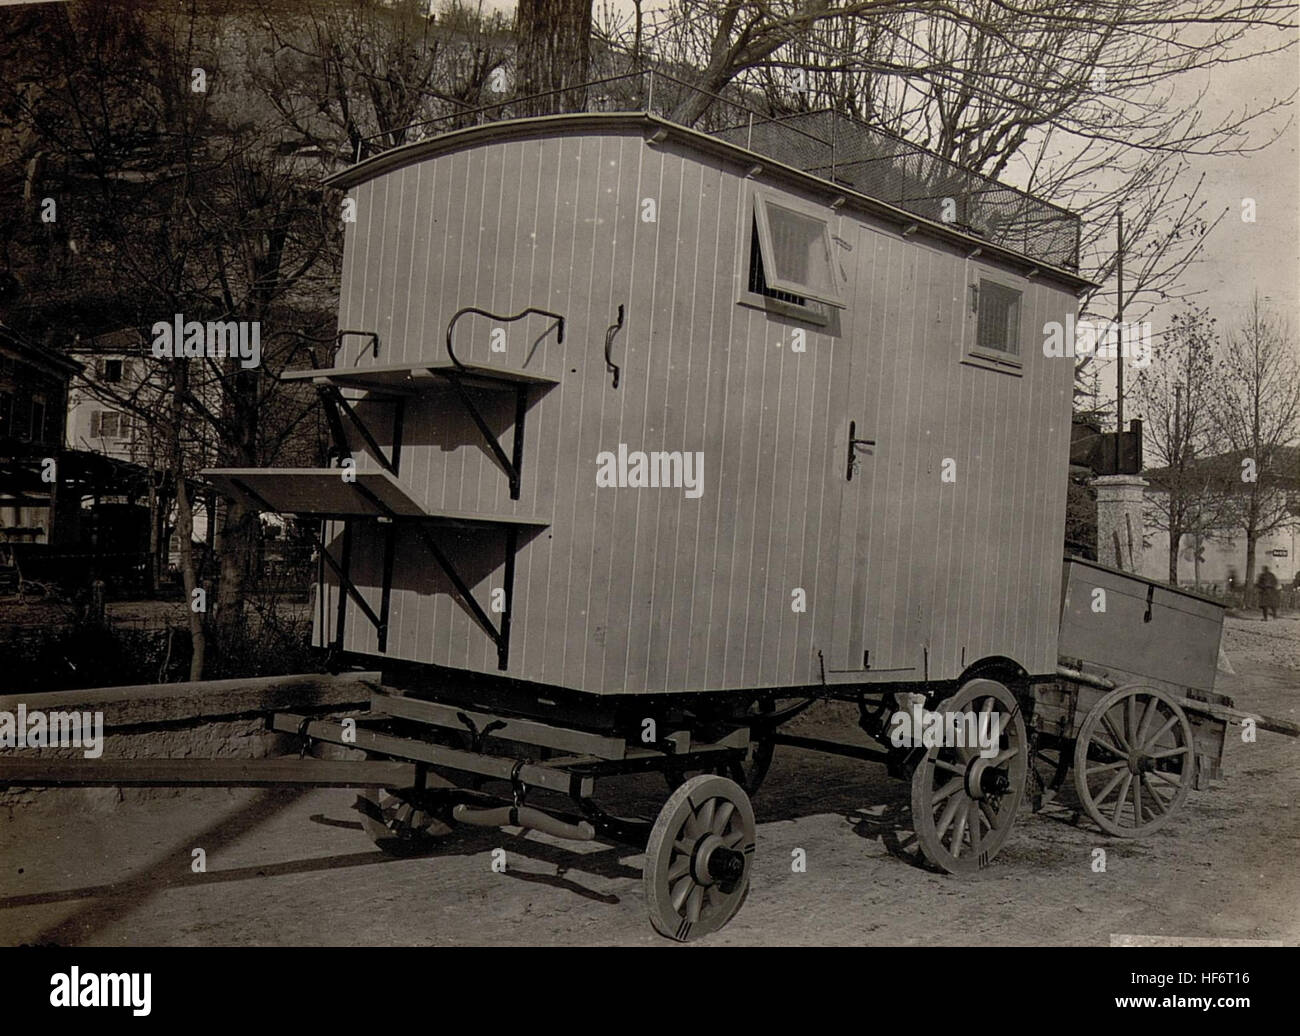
[846,420,876,481]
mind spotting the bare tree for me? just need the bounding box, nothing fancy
[251,0,512,161]
[0,1,339,673]
[1135,306,1233,584]
[625,1,1291,319]
[1210,293,1300,600]
[516,0,594,113]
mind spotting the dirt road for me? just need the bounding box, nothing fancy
[2,616,1297,946]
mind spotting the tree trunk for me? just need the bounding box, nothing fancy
[214,361,260,633]
[216,496,258,624]
[1245,533,1258,608]
[175,477,205,680]
[146,474,159,593]
[1168,530,1180,585]
[171,360,206,680]
[515,0,591,115]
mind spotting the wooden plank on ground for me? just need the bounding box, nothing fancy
[0,757,416,788]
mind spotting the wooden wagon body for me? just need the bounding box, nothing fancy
[208,110,1089,699]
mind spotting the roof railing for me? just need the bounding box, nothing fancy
[355,69,1080,270]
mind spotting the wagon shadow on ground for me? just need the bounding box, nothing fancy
[307,793,643,899]
[4,788,314,945]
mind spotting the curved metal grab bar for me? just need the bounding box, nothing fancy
[445,306,564,370]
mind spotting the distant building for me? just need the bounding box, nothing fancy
[0,323,80,547]
[66,328,157,465]
[1142,446,1300,589]
[67,328,210,557]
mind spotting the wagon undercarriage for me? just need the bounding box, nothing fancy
[13,656,1272,942]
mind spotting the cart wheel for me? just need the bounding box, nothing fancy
[910,678,1027,875]
[1073,684,1194,837]
[356,783,455,856]
[644,774,756,941]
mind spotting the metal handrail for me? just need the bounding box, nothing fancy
[444,305,564,370]
[351,68,1080,270]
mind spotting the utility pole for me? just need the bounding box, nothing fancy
[1115,209,1124,472]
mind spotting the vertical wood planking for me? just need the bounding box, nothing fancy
[319,126,1081,694]
[554,135,604,690]
[661,158,725,692]
[597,139,657,692]
[683,169,742,690]
[620,143,684,692]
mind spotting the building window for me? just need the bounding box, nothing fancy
[30,395,46,443]
[103,358,123,382]
[91,409,132,440]
[974,279,1022,356]
[750,194,843,308]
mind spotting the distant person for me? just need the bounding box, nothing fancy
[1293,570,1300,590]
[1257,565,1280,621]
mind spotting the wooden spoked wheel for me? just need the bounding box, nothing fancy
[644,774,756,941]
[1072,684,1194,837]
[910,678,1028,875]
[356,782,455,856]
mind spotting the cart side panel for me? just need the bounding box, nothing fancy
[1058,557,1225,693]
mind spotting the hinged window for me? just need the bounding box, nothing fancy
[751,193,844,309]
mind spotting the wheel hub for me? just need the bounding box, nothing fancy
[964,756,1011,800]
[691,832,745,891]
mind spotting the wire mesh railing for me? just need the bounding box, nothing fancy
[360,69,1080,271]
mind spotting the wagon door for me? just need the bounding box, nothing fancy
[824,224,915,683]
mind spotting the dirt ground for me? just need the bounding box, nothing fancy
[1,615,1297,947]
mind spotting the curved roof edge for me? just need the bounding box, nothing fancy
[324,112,1098,292]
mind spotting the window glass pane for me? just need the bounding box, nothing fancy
[977,280,1021,355]
[764,202,835,297]
[749,218,807,306]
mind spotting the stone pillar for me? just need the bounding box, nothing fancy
[1092,474,1147,572]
